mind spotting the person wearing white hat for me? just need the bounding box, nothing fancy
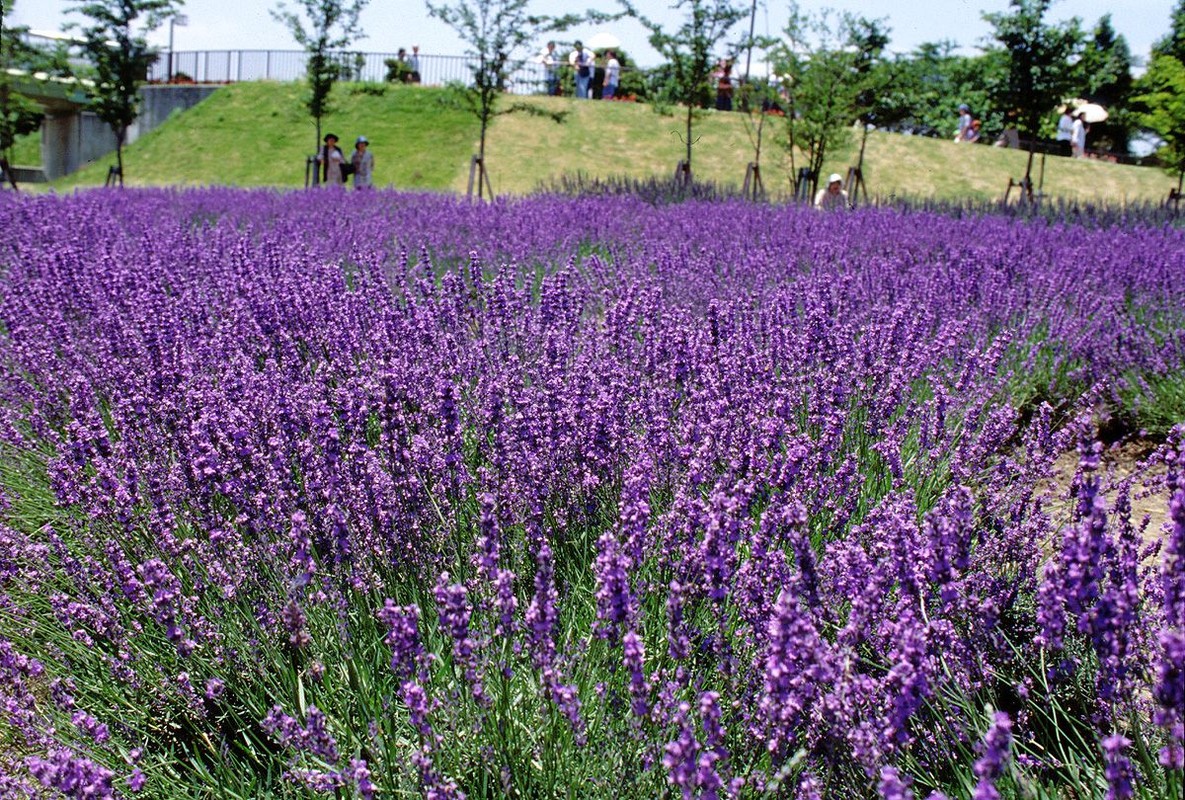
[814,173,849,211]
[351,136,374,189]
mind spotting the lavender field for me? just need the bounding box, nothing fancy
[0,189,1182,799]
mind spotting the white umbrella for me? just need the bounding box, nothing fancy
[584,32,621,52]
[1075,102,1108,123]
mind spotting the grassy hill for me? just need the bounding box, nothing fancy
[19,81,1179,204]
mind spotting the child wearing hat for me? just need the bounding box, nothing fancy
[352,136,374,189]
[814,173,849,211]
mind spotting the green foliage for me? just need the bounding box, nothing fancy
[1136,2,1185,183]
[772,3,887,196]
[1074,14,1136,154]
[866,42,999,139]
[1154,0,1185,62]
[383,56,412,84]
[1134,53,1185,180]
[271,0,370,152]
[425,0,581,197]
[68,0,181,184]
[619,0,748,176]
[980,0,1084,140]
[1,0,66,159]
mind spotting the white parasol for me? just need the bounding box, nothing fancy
[1074,102,1108,123]
[584,32,622,52]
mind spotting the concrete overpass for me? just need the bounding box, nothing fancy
[8,69,217,181]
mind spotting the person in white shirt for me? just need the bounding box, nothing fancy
[1071,112,1088,158]
[814,173,849,211]
[540,41,559,96]
[602,50,620,99]
[1056,106,1075,156]
[569,41,593,99]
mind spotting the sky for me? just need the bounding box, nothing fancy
[7,0,1178,69]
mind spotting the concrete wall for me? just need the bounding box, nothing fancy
[131,85,219,143]
[37,85,219,179]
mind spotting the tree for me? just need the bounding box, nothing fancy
[1075,14,1135,154]
[981,0,1083,193]
[864,43,998,139]
[1154,0,1185,62]
[1,0,54,187]
[69,0,181,186]
[272,0,369,161]
[426,0,579,199]
[619,0,748,183]
[772,4,887,199]
[1134,2,1185,195]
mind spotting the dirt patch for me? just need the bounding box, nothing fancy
[1047,440,1174,547]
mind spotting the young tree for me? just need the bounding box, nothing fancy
[69,0,181,186]
[772,4,887,199]
[981,0,1083,192]
[619,0,748,183]
[272,0,369,159]
[426,0,579,199]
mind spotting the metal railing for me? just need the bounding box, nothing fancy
[148,50,557,95]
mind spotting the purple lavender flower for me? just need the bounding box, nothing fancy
[377,600,423,680]
[27,748,116,799]
[877,766,914,800]
[1101,733,1134,800]
[433,573,486,705]
[623,629,649,721]
[524,541,558,671]
[972,711,1012,800]
[593,531,634,645]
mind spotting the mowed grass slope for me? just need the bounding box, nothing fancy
[50,82,479,191]
[31,81,1179,203]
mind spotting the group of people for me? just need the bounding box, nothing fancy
[315,133,374,189]
[1056,106,1091,158]
[954,104,983,143]
[539,41,622,99]
[393,46,422,84]
[956,102,1094,157]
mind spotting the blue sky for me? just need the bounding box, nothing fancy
[8,0,1177,68]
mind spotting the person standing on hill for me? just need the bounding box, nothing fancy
[954,103,973,141]
[540,41,560,95]
[1056,105,1075,156]
[408,45,422,83]
[352,136,374,189]
[318,133,345,186]
[1071,111,1088,158]
[714,58,733,111]
[570,41,593,99]
[602,50,620,99]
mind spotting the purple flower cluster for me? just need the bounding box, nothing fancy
[0,189,1182,795]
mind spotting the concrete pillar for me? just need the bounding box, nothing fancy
[41,111,79,181]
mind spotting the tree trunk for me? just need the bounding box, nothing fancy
[685,104,693,179]
[478,112,489,200]
[116,125,126,187]
[1022,137,1036,200]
